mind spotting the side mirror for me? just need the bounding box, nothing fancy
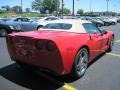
[101,30,107,34]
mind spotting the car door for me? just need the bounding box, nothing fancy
[83,23,103,59]
[101,31,109,51]
[19,21,38,31]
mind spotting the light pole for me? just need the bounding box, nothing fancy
[72,0,75,16]
[76,0,80,9]
[61,0,64,18]
[90,0,92,12]
[113,4,116,12]
[106,0,110,16]
[21,0,23,14]
[56,0,59,16]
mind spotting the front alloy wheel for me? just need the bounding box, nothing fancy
[72,48,89,78]
[0,28,8,37]
[108,36,114,52]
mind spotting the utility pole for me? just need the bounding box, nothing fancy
[113,4,116,12]
[56,0,58,16]
[106,0,110,16]
[72,0,75,16]
[90,0,92,12]
[21,0,23,14]
[61,0,64,18]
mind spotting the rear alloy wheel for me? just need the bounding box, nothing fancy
[107,36,114,52]
[0,28,8,37]
[72,48,89,78]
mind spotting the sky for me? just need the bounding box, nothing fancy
[0,0,120,13]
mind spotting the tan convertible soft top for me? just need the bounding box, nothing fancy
[39,19,92,33]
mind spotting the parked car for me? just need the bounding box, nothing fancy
[115,17,120,23]
[6,19,114,78]
[80,17,104,27]
[0,22,23,37]
[0,17,39,36]
[100,17,116,25]
[109,17,117,25]
[36,16,60,29]
[96,17,111,26]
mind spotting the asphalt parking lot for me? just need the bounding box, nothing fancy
[0,24,120,90]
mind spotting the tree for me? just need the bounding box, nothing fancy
[32,0,42,13]
[26,8,31,13]
[77,9,84,15]
[32,0,60,14]
[1,5,10,11]
[6,5,10,11]
[12,6,21,13]
[42,0,60,14]
[59,8,71,15]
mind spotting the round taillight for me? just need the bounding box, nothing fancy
[36,40,44,49]
[46,41,55,51]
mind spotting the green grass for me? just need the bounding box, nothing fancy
[0,12,45,17]
[0,12,16,17]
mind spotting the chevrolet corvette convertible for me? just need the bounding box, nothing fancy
[6,19,114,78]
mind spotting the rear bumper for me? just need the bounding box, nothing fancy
[10,54,65,75]
[6,36,67,75]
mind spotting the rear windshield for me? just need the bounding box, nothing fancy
[43,23,72,30]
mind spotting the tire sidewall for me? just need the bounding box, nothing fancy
[109,36,114,51]
[72,48,89,78]
[0,28,8,37]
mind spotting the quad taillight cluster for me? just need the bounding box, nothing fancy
[36,40,56,51]
[7,36,56,52]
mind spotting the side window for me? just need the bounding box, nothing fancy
[83,23,101,34]
[14,18,22,22]
[45,23,61,29]
[44,23,72,30]
[45,18,51,21]
[22,18,30,22]
[62,24,72,29]
[51,18,58,20]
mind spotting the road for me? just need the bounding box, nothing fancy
[0,24,120,90]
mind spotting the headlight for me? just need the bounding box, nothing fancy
[9,25,14,30]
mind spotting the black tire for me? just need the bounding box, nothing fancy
[0,28,8,37]
[71,48,89,78]
[104,22,109,26]
[112,22,115,25]
[16,62,35,72]
[37,25,43,30]
[107,36,114,52]
[97,23,102,27]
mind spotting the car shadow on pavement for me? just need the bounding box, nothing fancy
[0,63,77,90]
[88,52,106,67]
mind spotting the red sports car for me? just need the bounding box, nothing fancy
[6,19,114,78]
